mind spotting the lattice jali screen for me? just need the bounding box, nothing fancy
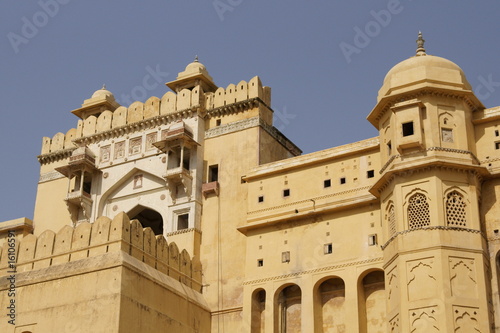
[446,191,467,227]
[408,193,430,229]
[388,205,396,236]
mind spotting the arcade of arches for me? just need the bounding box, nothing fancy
[250,270,385,332]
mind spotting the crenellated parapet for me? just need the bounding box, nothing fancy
[204,76,270,111]
[0,212,203,292]
[38,76,270,163]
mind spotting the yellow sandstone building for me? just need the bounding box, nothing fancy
[1,34,500,332]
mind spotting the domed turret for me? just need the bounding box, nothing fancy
[377,32,472,102]
[166,56,218,93]
[91,84,115,100]
[71,84,120,120]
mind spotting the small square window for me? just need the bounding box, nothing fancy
[340,177,346,184]
[324,179,331,188]
[258,195,264,203]
[324,243,333,254]
[209,165,219,182]
[177,214,189,230]
[367,170,375,178]
[495,142,500,150]
[282,251,290,263]
[402,122,414,137]
[368,234,377,246]
[283,189,290,197]
[216,119,222,126]
[257,259,264,267]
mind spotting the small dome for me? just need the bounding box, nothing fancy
[91,85,114,99]
[178,56,210,79]
[184,59,207,74]
[377,33,472,101]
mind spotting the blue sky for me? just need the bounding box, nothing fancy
[1,1,500,221]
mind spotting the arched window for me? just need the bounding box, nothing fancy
[408,193,430,229]
[317,277,345,332]
[388,204,396,236]
[251,289,266,333]
[445,191,466,227]
[276,285,301,332]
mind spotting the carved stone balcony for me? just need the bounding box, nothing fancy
[164,167,193,202]
[66,190,92,205]
[202,181,219,198]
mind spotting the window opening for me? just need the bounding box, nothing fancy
[209,165,219,182]
[402,122,414,137]
[367,170,375,178]
[408,193,430,229]
[324,243,333,254]
[177,214,189,230]
[324,179,331,188]
[283,189,290,197]
[446,191,466,227]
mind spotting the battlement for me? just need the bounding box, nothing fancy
[0,212,202,292]
[40,76,270,156]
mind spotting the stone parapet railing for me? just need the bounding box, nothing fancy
[0,212,202,292]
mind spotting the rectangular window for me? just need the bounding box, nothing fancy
[340,177,346,184]
[257,259,264,267]
[216,119,222,126]
[402,122,414,137]
[324,179,331,188]
[177,214,189,230]
[367,170,375,178]
[324,243,333,254]
[441,128,453,143]
[281,251,290,263]
[283,189,290,197]
[387,142,392,155]
[496,142,500,150]
[209,165,219,182]
[258,195,264,203]
[368,234,377,246]
[495,130,499,137]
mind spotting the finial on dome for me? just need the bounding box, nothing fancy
[102,84,107,90]
[416,31,426,56]
[194,55,199,62]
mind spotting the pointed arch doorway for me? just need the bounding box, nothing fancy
[127,205,164,235]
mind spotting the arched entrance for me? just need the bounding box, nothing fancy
[127,205,163,235]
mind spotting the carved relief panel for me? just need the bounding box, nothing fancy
[409,306,440,333]
[387,265,400,312]
[453,306,480,332]
[389,314,400,333]
[114,141,125,159]
[100,145,110,163]
[407,258,437,301]
[449,257,477,299]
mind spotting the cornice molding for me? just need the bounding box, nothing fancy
[243,256,383,285]
[381,225,483,250]
[37,148,75,164]
[372,89,482,126]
